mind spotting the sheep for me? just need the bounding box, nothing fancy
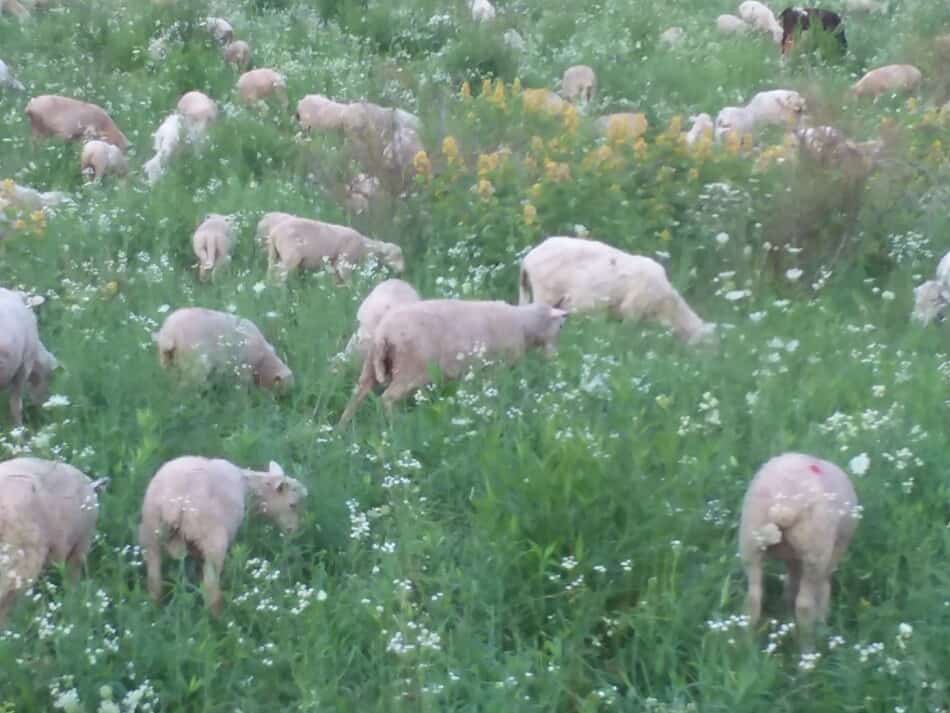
[0,59,24,92]
[0,458,108,626]
[595,112,649,141]
[560,65,597,105]
[153,307,293,391]
[342,278,421,363]
[851,64,922,98]
[912,250,950,325]
[138,456,307,616]
[714,106,757,142]
[80,140,128,183]
[0,0,29,17]
[236,68,288,108]
[381,125,423,184]
[715,89,807,141]
[470,0,496,23]
[0,288,58,426]
[25,95,128,152]
[716,14,751,34]
[266,217,404,283]
[143,112,184,185]
[738,0,783,44]
[519,236,717,347]
[176,91,218,140]
[295,94,349,132]
[223,40,251,70]
[143,95,216,185]
[205,16,234,46]
[338,300,568,426]
[739,452,859,650]
[255,211,297,247]
[777,7,846,56]
[685,113,714,145]
[192,214,235,281]
[0,180,69,211]
[659,26,686,48]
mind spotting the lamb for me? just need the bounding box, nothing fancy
[0,458,108,626]
[470,0,496,23]
[338,300,568,426]
[205,17,234,46]
[25,95,128,152]
[716,14,751,35]
[342,278,421,363]
[236,68,288,108]
[739,452,859,650]
[519,236,717,347]
[738,0,784,44]
[223,40,251,70]
[0,289,58,426]
[80,140,128,183]
[266,217,404,282]
[685,113,714,145]
[911,250,950,325]
[255,211,297,247]
[0,59,24,92]
[851,64,922,98]
[560,65,597,105]
[192,214,235,281]
[153,307,293,391]
[138,456,307,616]
[295,94,349,132]
[176,91,218,140]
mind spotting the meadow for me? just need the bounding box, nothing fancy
[1,0,950,710]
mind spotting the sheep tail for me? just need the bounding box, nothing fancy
[518,265,532,305]
[372,337,392,386]
[156,332,176,367]
[758,501,801,547]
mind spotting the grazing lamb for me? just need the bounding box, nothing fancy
[519,236,717,347]
[223,40,251,70]
[176,91,218,139]
[205,17,234,45]
[739,452,859,650]
[80,140,128,183]
[0,59,24,92]
[266,217,404,282]
[295,94,349,132]
[470,0,495,22]
[0,458,108,626]
[342,278,421,363]
[560,65,597,105]
[154,307,293,391]
[192,214,235,281]
[255,211,297,247]
[717,13,751,34]
[738,0,784,43]
[912,250,950,325]
[236,68,288,107]
[0,289,58,426]
[851,64,922,98]
[25,95,128,151]
[338,300,568,426]
[685,113,714,145]
[139,456,306,616]
[777,7,846,56]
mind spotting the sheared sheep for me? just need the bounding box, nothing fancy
[738,0,783,44]
[851,64,922,98]
[0,288,58,426]
[236,68,288,107]
[255,211,297,247]
[223,40,251,70]
[80,140,128,183]
[192,214,235,281]
[342,278,421,363]
[25,95,128,151]
[143,112,184,185]
[176,91,218,140]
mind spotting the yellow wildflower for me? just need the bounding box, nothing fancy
[562,104,580,134]
[101,281,119,299]
[412,150,432,179]
[659,229,672,242]
[460,81,472,100]
[528,182,543,201]
[523,156,538,173]
[530,135,545,154]
[511,78,522,96]
[723,131,741,155]
[476,178,495,201]
[477,153,497,177]
[666,115,683,136]
[523,202,537,225]
[481,78,492,97]
[633,137,647,160]
[13,218,26,231]
[442,136,461,166]
[543,160,571,183]
[905,97,918,113]
[490,79,506,109]
[0,179,14,196]
[606,113,648,144]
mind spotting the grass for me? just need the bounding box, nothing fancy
[1,0,950,711]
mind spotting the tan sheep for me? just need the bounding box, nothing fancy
[342,278,421,363]
[0,457,108,626]
[519,237,717,347]
[176,90,218,138]
[223,40,251,70]
[338,300,568,426]
[560,65,597,104]
[0,0,29,18]
[295,94,349,132]
[205,16,234,45]
[255,211,297,247]
[851,64,922,98]
[739,452,860,650]
[153,307,293,391]
[138,456,306,616]
[0,288,58,426]
[236,68,288,107]
[192,214,235,281]
[80,140,128,182]
[716,14,751,35]
[25,95,128,151]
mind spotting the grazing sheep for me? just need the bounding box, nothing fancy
[338,300,568,426]
[470,0,495,22]
[714,106,757,142]
[80,140,128,183]
[0,458,108,626]
[738,0,784,43]
[381,126,423,184]
[205,16,234,45]
[236,68,288,107]
[154,307,293,391]
[223,40,251,70]
[685,113,714,145]
[0,181,68,211]
[659,26,686,48]
[595,112,649,141]
[715,89,806,141]
[0,289,58,426]
[716,13,751,34]
[295,94,349,132]
[143,112,184,185]
[255,211,297,247]
[0,59,24,92]
[266,217,404,282]
[342,278,421,363]
[851,64,922,98]
[777,7,846,56]
[739,452,859,650]
[25,95,128,152]
[176,91,218,139]
[139,456,307,616]
[912,250,950,325]
[560,65,597,104]
[519,236,717,347]
[192,214,235,281]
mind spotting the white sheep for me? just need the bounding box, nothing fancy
[738,0,783,44]
[560,65,597,105]
[0,59,24,92]
[80,140,128,183]
[266,217,404,282]
[176,90,218,142]
[236,68,288,107]
[0,457,108,626]
[338,300,568,426]
[153,307,293,391]
[912,250,950,325]
[739,452,859,649]
[223,40,251,70]
[519,236,716,347]
[342,278,421,363]
[716,14,750,35]
[851,64,922,98]
[205,16,234,46]
[715,89,806,141]
[138,456,306,616]
[143,112,184,185]
[685,113,714,145]
[470,0,496,23]
[25,95,128,152]
[714,106,756,142]
[0,288,58,426]
[192,214,235,281]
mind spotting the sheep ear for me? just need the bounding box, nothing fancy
[268,460,285,476]
[275,479,287,494]
[90,477,110,493]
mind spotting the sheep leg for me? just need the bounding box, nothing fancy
[783,559,802,612]
[380,376,425,416]
[8,390,23,427]
[143,543,163,604]
[338,380,374,428]
[795,569,823,652]
[200,542,227,618]
[64,548,85,584]
[817,577,832,623]
[0,589,17,627]
[743,556,764,627]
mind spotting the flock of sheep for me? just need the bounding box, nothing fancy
[0,0,949,653]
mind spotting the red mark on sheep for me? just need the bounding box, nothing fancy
[809,463,822,475]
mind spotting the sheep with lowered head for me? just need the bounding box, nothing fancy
[0,457,108,626]
[192,213,235,281]
[342,278,421,364]
[851,64,922,98]
[338,299,568,426]
[25,95,128,151]
[560,65,597,105]
[738,0,783,44]
[739,452,859,650]
[223,40,251,70]
[255,211,297,247]
[911,250,950,325]
[519,236,717,347]
[80,140,128,183]
[236,68,288,107]
[0,288,58,426]
[138,456,307,616]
